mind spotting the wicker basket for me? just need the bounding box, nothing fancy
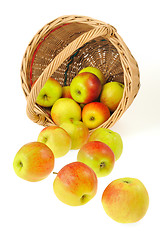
[21,15,140,132]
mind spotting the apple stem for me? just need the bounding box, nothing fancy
[123,180,129,184]
[53,171,58,175]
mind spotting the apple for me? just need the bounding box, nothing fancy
[37,126,71,158]
[101,177,149,223]
[70,72,102,103]
[82,102,110,129]
[62,86,73,99]
[100,81,124,112]
[53,162,97,206]
[60,120,89,150]
[13,142,54,182]
[32,77,62,107]
[79,66,106,85]
[77,141,115,177]
[88,128,123,161]
[51,98,81,125]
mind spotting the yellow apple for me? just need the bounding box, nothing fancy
[53,162,98,206]
[32,77,62,107]
[77,141,115,177]
[82,102,110,129]
[100,81,124,112]
[13,142,55,182]
[37,126,71,158]
[60,120,89,150]
[88,128,123,161]
[102,177,149,223]
[51,98,81,125]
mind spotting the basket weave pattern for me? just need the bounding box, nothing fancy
[21,15,140,131]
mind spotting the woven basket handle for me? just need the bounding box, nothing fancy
[26,24,116,124]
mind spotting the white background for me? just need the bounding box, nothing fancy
[1,0,160,239]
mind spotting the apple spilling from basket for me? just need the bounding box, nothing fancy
[13,67,149,223]
[33,66,124,129]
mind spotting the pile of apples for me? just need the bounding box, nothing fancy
[33,66,124,130]
[13,67,149,223]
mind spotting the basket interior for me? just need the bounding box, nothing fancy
[28,22,124,115]
[29,22,124,85]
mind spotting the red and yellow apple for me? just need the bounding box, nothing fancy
[70,72,102,103]
[100,81,124,112]
[53,162,98,206]
[60,120,89,150]
[37,126,71,158]
[62,86,73,99]
[82,102,110,129]
[79,66,106,85]
[101,177,149,223]
[51,98,81,125]
[32,77,62,107]
[77,141,115,177]
[88,128,123,161]
[13,142,55,182]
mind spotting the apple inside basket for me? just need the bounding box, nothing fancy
[21,16,140,132]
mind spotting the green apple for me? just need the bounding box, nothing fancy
[88,128,123,161]
[60,120,89,150]
[51,98,81,125]
[100,81,124,112]
[32,77,62,107]
[53,162,97,206]
[70,72,102,103]
[77,141,115,177]
[102,177,149,223]
[13,142,55,182]
[79,66,106,85]
[37,126,71,158]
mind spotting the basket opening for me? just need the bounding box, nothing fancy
[28,22,124,121]
[29,22,124,88]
